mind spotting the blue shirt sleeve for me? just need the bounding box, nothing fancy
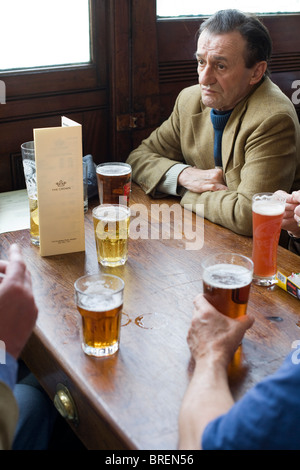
[0,352,18,391]
[202,352,300,450]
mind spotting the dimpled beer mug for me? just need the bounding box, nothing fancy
[74,273,124,357]
[96,162,131,206]
[92,204,130,267]
[252,192,286,286]
[201,253,253,319]
[21,141,39,246]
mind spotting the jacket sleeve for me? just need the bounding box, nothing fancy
[181,112,299,236]
[126,91,187,197]
[0,381,19,450]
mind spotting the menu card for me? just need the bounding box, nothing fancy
[34,117,85,256]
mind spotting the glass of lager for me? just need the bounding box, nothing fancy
[74,273,124,357]
[21,141,39,246]
[93,204,130,267]
[201,253,253,319]
[252,193,286,286]
[96,162,131,206]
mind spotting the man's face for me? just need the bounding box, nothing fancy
[196,30,258,111]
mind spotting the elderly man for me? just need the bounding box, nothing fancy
[127,9,300,236]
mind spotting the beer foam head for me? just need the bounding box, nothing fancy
[80,280,122,311]
[97,164,131,176]
[252,200,285,216]
[94,204,130,222]
[203,263,252,288]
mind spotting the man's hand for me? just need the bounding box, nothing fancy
[275,190,300,238]
[178,166,228,193]
[178,294,254,450]
[188,294,254,369]
[0,244,38,359]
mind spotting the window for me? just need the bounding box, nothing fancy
[157,0,300,17]
[0,0,91,71]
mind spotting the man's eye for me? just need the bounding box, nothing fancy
[217,63,225,70]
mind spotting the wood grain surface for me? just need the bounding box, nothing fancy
[1,184,300,449]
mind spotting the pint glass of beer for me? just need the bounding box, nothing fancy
[21,141,39,246]
[201,253,253,319]
[74,273,124,357]
[96,162,131,206]
[252,192,286,286]
[93,204,130,267]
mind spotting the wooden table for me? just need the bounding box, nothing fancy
[1,184,300,450]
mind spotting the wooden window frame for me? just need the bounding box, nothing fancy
[0,0,106,100]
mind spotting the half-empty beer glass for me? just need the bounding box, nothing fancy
[201,253,253,319]
[93,204,130,267]
[252,192,286,286]
[96,162,131,206]
[74,273,124,357]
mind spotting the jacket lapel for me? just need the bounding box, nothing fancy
[221,100,247,172]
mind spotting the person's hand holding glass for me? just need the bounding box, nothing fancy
[275,190,300,238]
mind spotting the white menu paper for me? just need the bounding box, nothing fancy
[34,117,85,256]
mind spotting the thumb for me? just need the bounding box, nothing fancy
[238,313,255,331]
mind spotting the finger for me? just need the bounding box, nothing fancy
[284,202,298,212]
[5,244,27,282]
[199,183,227,192]
[0,260,8,274]
[193,293,220,317]
[292,191,300,203]
[275,190,289,199]
[237,313,255,330]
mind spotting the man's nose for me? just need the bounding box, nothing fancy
[199,64,216,86]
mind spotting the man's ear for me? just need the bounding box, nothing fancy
[250,61,268,85]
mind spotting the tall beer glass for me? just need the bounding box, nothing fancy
[74,273,124,357]
[21,141,39,246]
[252,193,286,286]
[96,162,131,206]
[93,204,130,267]
[201,253,253,319]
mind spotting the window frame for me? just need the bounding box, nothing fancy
[0,0,106,100]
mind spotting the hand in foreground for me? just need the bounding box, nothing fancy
[188,294,254,369]
[275,190,300,238]
[0,244,38,359]
[178,166,227,193]
[178,295,254,450]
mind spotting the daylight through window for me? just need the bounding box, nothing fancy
[0,0,91,71]
[157,0,300,17]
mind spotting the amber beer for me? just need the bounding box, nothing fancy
[96,162,131,206]
[202,253,253,319]
[74,273,124,357]
[93,204,130,267]
[252,193,286,286]
[29,196,39,246]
